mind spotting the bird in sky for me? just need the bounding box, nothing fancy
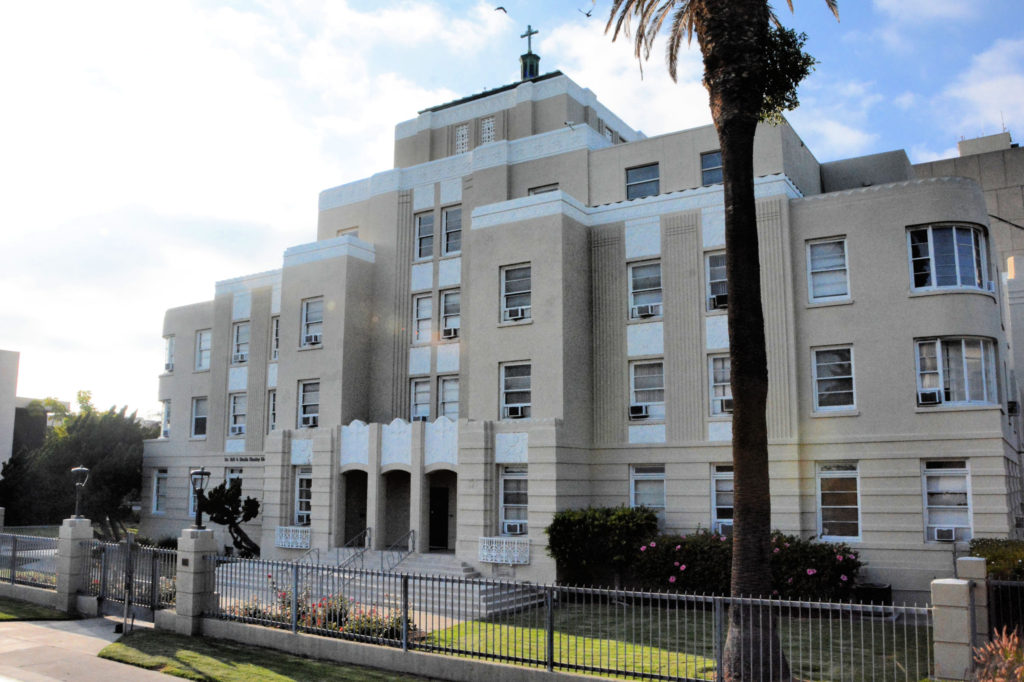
[495,6,507,13]
[578,7,593,17]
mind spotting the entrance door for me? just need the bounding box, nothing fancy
[429,486,449,550]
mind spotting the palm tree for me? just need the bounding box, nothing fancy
[606,1,837,679]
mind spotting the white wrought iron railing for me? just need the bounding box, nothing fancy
[275,525,311,549]
[478,535,530,565]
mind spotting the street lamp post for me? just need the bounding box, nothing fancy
[71,465,90,518]
[189,467,211,529]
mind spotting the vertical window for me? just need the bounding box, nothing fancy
[164,336,175,372]
[701,150,723,185]
[817,463,860,540]
[480,116,495,144]
[630,464,666,510]
[267,390,277,433]
[808,238,850,302]
[630,361,665,420]
[416,212,434,259]
[629,261,663,318]
[195,330,212,371]
[909,224,988,291]
[301,298,323,346]
[923,460,972,542]
[706,252,728,310]
[228,393,247,436]
[411,379,430,421]
[710,355,733,415]
[232,322,250,364]
[813,347,855,411]
[439,377,459,419]
[501,265,532,321]
[152,469,168,513]
[442,290,460,335]
[500,465,528,534]
[160,400,171,439]
[454,123,469,154]
[191,397,208,438]
[442,206,462,255]
[502,363,531,418]
[294,467,313,526]
[413,295,432,344]
[298,380,319,428]
[916,338,997,405]
[712,465,734,535]
[270,316,280,360]
[625,163,659,200]
[226,467,243,490]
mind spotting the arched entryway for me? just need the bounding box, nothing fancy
[382,470,411,546]
[426,469,457,552]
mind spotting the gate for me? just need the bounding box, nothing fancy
[84,537,176,621]
[988,579,1024,636]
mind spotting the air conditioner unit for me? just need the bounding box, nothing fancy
[505,405,526,419]
[503,521,527,535]
[721,398,734,414]
[232,352,248,364]
[710,293,728,310]
[442,327,459,339]
[987,280,997,293]
[506,306,528,321]
[918,389,942,406]
[164,362,174,372]
[934,527,956,542]
[632,304,660,319]
[629,403,650,420]
[301,415,319,428]
[303,333,322,346]
[412,415,428,422]
[229,425,245,436]
[1008,401,1020,416]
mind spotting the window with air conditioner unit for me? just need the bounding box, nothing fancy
[710,355,733,416]
[923,460,971,542]
[298,380,319,428]
[712,465,734,535]
[629,261,662,319]
[228,393,246,437]
[164,335,175,372]
[500,465,528,535]
[501,265,531,322]
[410,378,430,421]
[916,337,997,406]
[301,298,323,347]
[442,290,460,338]
[501,363,531,419]
[231,322,250,364]
[706,252,727,310]
[630,361,665,420]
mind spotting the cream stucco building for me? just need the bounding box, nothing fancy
[140,62,1024,602]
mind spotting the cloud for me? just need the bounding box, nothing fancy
[872,0,974,23]
[940,38,1024,138]
[787,76,881,159]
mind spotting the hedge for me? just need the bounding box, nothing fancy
[545,506,659,585]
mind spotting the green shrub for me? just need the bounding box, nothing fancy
[545,506,659,585]
[970,538,1024,579]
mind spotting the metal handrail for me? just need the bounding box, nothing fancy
[335,528,371,570]
[381,529,414,571]
[296,547,320,564]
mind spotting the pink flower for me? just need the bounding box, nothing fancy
[720,536,727,542]
[848,554,855,560]
[668,576,676,583]
[675,545,681,551]
[640,546,646,552]
[674,561,680,567]
[650,541,656,548]
[787,577,793,584]
[784,543,790,548]
[840,575,848,582]
[772,590,779,596]
[837,555,844,562]
[806,568,817,576]
[773,548,780,554]
[679,564,687,571]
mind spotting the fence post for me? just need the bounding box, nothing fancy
[545,587,554,672]
[8,535,15,584]
[932,576,979,679]
[173,527,217,636]
[401,574,410,652]
[713,598,725,678]
[291,563,299,634]
[150,551,160,610]
[957,556,989,647]
[55,517,93,613]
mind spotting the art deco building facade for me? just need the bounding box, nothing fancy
[140,65,1024,602]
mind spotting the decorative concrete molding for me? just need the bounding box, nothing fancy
[425,417,458,467]
[225,439,245,454]
[291,439,313,466]
[231,291,251,321]
[627,321,663,357]
[382,418,412,467]
[439,177,462,204]
[495,432,528,463]
[275,526,311,549]
[708,421,732,442]
[702,207,725,249]
[478,536,530,564]
[341,420,369,466]
[228,366,248,392]
[283,234,375,267]
[705,316,729,350]
[408,347,431,376]
[413,184,434,211]
[438,257,461,288]
[215,269,282,297]
[411,262,433,292]
[628,424,666,444]
[624,216,661,259]
[436,343,459,373]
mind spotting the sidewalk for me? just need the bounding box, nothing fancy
[0,617,166,681]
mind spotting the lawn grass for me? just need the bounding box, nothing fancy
[0,595,73,621]
[99,629,437,681]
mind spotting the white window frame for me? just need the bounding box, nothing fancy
[413,294,433,344]
[908,223,989,292]
[629,260,663,319]
[415,212,434,260]
[479,116,495,145]
[226,467,243,490]
[701,150,723,186]
[195,330,212,371]
[231,322,250,364]
[164,335,175,372]
[812,346,856,411]
[294,467,313,526]
[625,163,659,200]
[500,465,528,535]
[816,462,861,542]
[807,238,850,302]
[501,264,532,322]
[441,290,460,334]
[410,378,430,421]
[706,251,728,311]
[152,469,168,513]
[298,380,319,428]
[439,376,459,419]
[267,389,277,433]
[454,123,469,154]
[228,393,247,436]
[501,363,532,419]
[301,298,324,347]
[160,400,171,439]
[915,337,998,406]
[922,459,972,543]
[712,464,734,535]
[630,360,665,421]
[630,464,666,510]
[709,354,733,416]
[442,206,462,256]
[270,316,280,360]
[191,397,208,438]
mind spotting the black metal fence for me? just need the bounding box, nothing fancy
[988,579,1024,636]
[0,532,58,589]
[84,540,176,610]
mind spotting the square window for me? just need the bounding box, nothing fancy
[813,346,855,411]
[195,330,212,371]
[443,206,462,255]
[701,151,723,185]
[923,460,971,542]
[411,378,430,420]
[817,462,860,540]
[502,363,531,419]
[232,322,250,364]
[626,163,659,200]
[629,261,662,318]
[706,252,727,310]
[413,295,432,344]
[808,238,850,302]
[502,265,532,321]
[298,380,319,428]
[630,361,665,420]
[709,355,732,416]
[630,464,665,510]
[439,376,459,419]
[301,298,324,347]
[191,397,208,438]
[712,465,734,535]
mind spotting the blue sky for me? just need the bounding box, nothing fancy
[1,0,1022,418]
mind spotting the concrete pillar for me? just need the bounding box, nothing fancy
[958,556,989,644]
[173,527,218,635]
[367,424,384,550]
[55,517,93,613]
[932,576,981,680]
[410,422,427,553]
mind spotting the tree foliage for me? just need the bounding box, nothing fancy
[198,480,261,557]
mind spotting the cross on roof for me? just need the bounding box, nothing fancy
[521,24,538,53]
